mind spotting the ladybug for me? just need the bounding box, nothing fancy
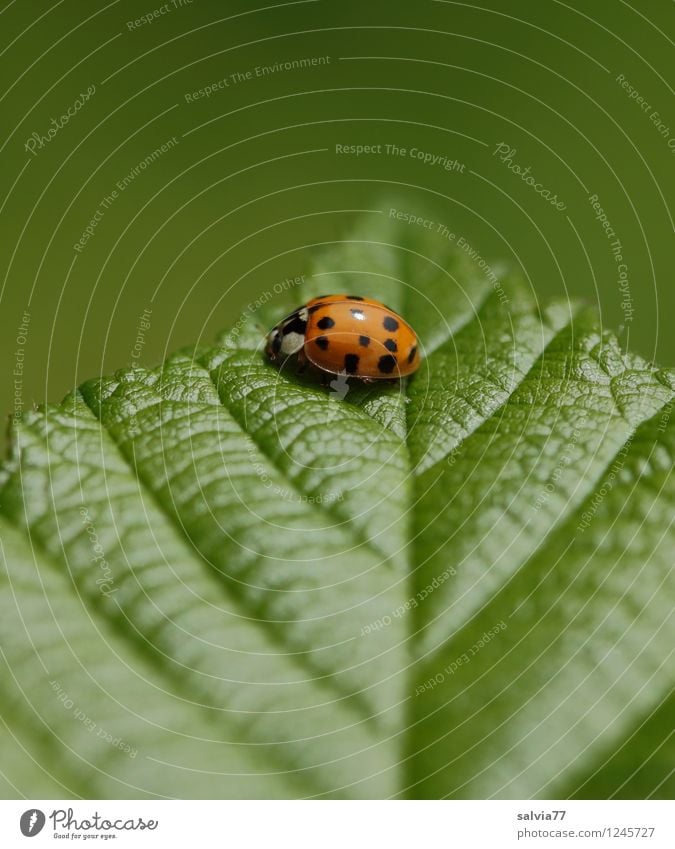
[265,294,420,381]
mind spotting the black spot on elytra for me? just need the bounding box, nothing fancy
[378,354,397,374]
[307,304,323,314]
[359,335,370,347]
[315,336,329,350]
[344,353,360,373]
[407,345,417,363]
[383,315,399,332]
[317,315,335,330]
[346,295,364,300]
[384,338,398,352]
[350,308,365,319]
[283,315,307,335]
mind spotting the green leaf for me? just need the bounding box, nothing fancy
[1,207,673,799]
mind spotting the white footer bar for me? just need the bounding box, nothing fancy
[1,800,673,848]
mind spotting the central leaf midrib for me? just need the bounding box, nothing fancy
[306,265,419,793]
[399,299,590,796]
[404,295,579,596]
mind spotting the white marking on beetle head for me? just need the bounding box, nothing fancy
[280,331,305,355]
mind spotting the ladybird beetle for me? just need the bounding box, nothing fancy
[265,294,420,381]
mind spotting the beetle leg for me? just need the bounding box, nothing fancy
[296,349,308,375]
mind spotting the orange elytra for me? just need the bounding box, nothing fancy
[265,294,420,381]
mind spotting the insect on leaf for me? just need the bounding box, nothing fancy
[1,205,673,798]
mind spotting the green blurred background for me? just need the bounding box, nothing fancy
[2,0,673,429]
